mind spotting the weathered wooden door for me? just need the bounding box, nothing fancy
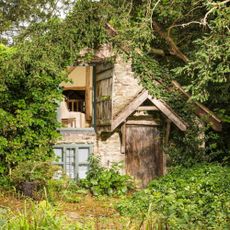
[125,124,161,187]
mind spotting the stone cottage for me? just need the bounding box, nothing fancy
[54,47,221,187]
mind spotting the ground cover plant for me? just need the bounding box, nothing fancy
[117,164,230,229]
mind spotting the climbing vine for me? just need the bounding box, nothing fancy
[0,0,229,173]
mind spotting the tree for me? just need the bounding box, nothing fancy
[0,0,229,173]
[0,0,74,43]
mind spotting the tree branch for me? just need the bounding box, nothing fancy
[167,0,230,31]
[152,20,189,63]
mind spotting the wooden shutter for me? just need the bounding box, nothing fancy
[95,63,113,131]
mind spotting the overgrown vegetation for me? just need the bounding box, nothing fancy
[0,200,70,230]
[0,1,229,228]
[117,164,230,229]
[80,156,134,196]
[0,0,229,173]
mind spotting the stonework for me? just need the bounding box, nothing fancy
[96,132,125,172]
[112,57,143,117]
[57,129,124,170]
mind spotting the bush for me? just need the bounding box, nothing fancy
[10,161,59,198]
[117,164,230,229]
[80,156,134,196]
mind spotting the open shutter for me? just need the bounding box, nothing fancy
[95,63,113,131]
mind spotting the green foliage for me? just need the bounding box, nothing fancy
[0,41,64,173]
[0,0,229,174]
[80,156,134,196]
[0,200,73,229]
[0,0,74,42]
[117,164,230,229]
[11,161,59,188]
[47,178,87,203]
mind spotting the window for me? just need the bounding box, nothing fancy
[58,66,94,128]
[63,90,86,113]
[53,144,92,180]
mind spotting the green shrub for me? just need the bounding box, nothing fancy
[117,164,230,229]
[0,176,13,190]
[11,161,59,184]
[80,156,134,196]
[10,161,59,198]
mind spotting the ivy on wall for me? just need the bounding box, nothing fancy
[0,0,229,173]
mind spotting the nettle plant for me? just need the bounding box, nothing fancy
[80,156,134,196]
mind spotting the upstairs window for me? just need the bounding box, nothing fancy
[63,90,85,113]
[58,66,94,128]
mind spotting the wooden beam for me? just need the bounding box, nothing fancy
[137,106,159,111]
[126,120,159,126]
[111,90,149,131]
[96,62,113,74]
[96,120,111,126]
[96,69,113,82]
[148,95,187,131]
[96,126,111,133]
[172,80,222,131]
[121,123,126,154]
[63,86,86,91]
[85,66,91,121]
[66,66,76,74]
[165,119,171,146]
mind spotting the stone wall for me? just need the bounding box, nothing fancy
[57,129,124,170]
[96,132,125,173]
[112,56,143,117]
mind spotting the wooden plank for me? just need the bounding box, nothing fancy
[96,62,113,74]
[63,86,86,91]
[96,69,113,82]
[126,120,159,126]
[172,80,222,131]
[165,119,171,146]
[129,115,157,121]
[66,66,76,74]
[148,95,187,131]
[111,90,149,131]
[121,123,126,154]
[96,120,111,126]
[96,78,112,96]
[85,66,91,121]
[96,98,111,103]
[125,125,161,187]
[137,106,159,111]
[96,126,111,133]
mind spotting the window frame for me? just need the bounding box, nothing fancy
[53,144,93,180]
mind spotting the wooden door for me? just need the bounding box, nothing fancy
[125,124,161,187]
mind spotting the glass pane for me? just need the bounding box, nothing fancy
[66,148,75,179]
[54,148,63,163]
[78,148,89,163]
[78,165,88,179]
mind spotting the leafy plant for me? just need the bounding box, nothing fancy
[117,164,230,229]
[0,200,74,230]
[47,178,87,203]
[80,156,134,196]
[10,161,59,198]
